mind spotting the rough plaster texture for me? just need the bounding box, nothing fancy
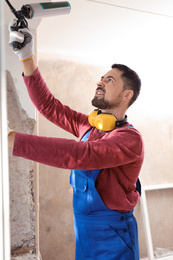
[7,70,37,259]
[37,57,173,259]
[11,253,37,260]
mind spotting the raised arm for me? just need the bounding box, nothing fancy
[8,19,90,138]
[22,57,37,77]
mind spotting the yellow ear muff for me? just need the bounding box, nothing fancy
[88,110,117,131]
[95,114,116,131]
[88,110,99,127]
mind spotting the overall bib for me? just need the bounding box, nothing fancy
[70,130,139,260]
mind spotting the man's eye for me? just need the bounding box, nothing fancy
[108,78,113,82]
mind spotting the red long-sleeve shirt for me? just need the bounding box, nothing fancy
[13,68,144,212]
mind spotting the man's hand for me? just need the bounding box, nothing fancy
[8,131,16,150]
[9,19,35,61]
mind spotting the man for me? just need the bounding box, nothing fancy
[8,20,144,260]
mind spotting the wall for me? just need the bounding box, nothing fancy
[5,26,39,260]
[7,70,38,260]
[37,55,173,259]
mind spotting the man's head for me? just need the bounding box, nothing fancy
[92,64,141,114]
[111,64,141,107]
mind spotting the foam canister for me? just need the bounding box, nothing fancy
[25,2,71,18]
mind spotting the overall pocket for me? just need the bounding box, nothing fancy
[109,223,133,253]
[70,170,91,214]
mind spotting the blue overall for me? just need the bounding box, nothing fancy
[70,130,139,260]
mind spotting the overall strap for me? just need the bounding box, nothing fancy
[81,129,92,142]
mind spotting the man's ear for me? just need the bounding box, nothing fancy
[123,90,134,102]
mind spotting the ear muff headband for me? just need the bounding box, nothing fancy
[88,109,127,131]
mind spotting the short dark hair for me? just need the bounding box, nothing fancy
[111,64,141,107]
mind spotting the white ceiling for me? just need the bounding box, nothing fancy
[88,0,173,17]
[34,0,173,66]
[5,0,173,68]
[5,0,173,65]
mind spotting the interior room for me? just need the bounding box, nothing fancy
[1,0,173,259]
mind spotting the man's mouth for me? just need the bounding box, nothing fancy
[95,87,105,96]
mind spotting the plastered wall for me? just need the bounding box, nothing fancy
[7,70,37,260]
[37,56,173,259]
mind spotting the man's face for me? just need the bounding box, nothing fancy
[92,68,125,110]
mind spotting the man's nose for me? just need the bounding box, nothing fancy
[96,79,105,87]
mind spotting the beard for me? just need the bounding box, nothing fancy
[91,96,121,110]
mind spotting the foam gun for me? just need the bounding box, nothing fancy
[5,0,71,30]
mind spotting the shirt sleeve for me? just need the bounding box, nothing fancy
[23,68,89,137]
[13,127,144,170]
